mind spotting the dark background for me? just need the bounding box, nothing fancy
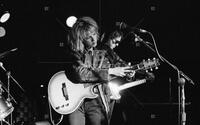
[0,0,199,125]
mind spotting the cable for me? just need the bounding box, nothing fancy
[147,31,164,62]
[48,99,63,125]
[2,119,11,125]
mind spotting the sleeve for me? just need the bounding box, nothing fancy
[135,70,155,82]
[68,51,109,83]
[112,51,127,66]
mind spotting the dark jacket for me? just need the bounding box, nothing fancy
[66,48,112,114]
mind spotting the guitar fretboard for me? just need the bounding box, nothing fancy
[118,79,146,91]
[131,63,145,71]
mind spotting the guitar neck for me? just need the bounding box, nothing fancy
[131,63,145,71]
[118,79,146,91]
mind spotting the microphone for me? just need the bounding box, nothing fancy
[116,22,147,33]
[11,48,18,52]
[133,32,153,46]
[0,48,18,59]
[116,22,152,47]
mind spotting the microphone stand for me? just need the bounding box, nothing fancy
[133,31,195,125]
[178,73,186,125]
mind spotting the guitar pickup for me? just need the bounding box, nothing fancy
[62,83,69,101]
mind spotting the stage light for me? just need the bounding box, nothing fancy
[0,11,10,23]
[0,26,6,37]
[66,16,77,28]
[0,3,10,23]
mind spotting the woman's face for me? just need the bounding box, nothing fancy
[83,27,98,49]
[109,36,121,49]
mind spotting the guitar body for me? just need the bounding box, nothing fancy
[48,71,98,115]
[48,58,159,115]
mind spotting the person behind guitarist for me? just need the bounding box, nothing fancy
[98,29,155,125]
[65,16,133,125]
[97,30,127,125]
[98,30,127,67]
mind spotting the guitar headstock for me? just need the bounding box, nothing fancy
[141,58,160,71]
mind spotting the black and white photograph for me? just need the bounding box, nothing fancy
[0,0,199,125]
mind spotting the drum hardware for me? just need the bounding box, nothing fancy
[0,81,16,104]
[0,49,25,93]
[0,48,17,59]
[0,48,25,125]
[0,71,17,125]
[0,81,14,125]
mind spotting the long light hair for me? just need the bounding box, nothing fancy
[69,16,99,53]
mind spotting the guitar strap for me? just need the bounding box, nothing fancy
[97,51,109,114]
[97,84,109,114]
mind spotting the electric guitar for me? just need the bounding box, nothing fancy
[48,58,160,115]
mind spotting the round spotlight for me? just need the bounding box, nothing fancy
[0,11,10,23]
[66,16,77,28]
[0,26,6,37]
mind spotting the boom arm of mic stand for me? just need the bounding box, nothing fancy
[179,71,195,85]
[138,33,195,85]
[138,32,193,125]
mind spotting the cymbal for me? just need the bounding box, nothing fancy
[0,48,18,59]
